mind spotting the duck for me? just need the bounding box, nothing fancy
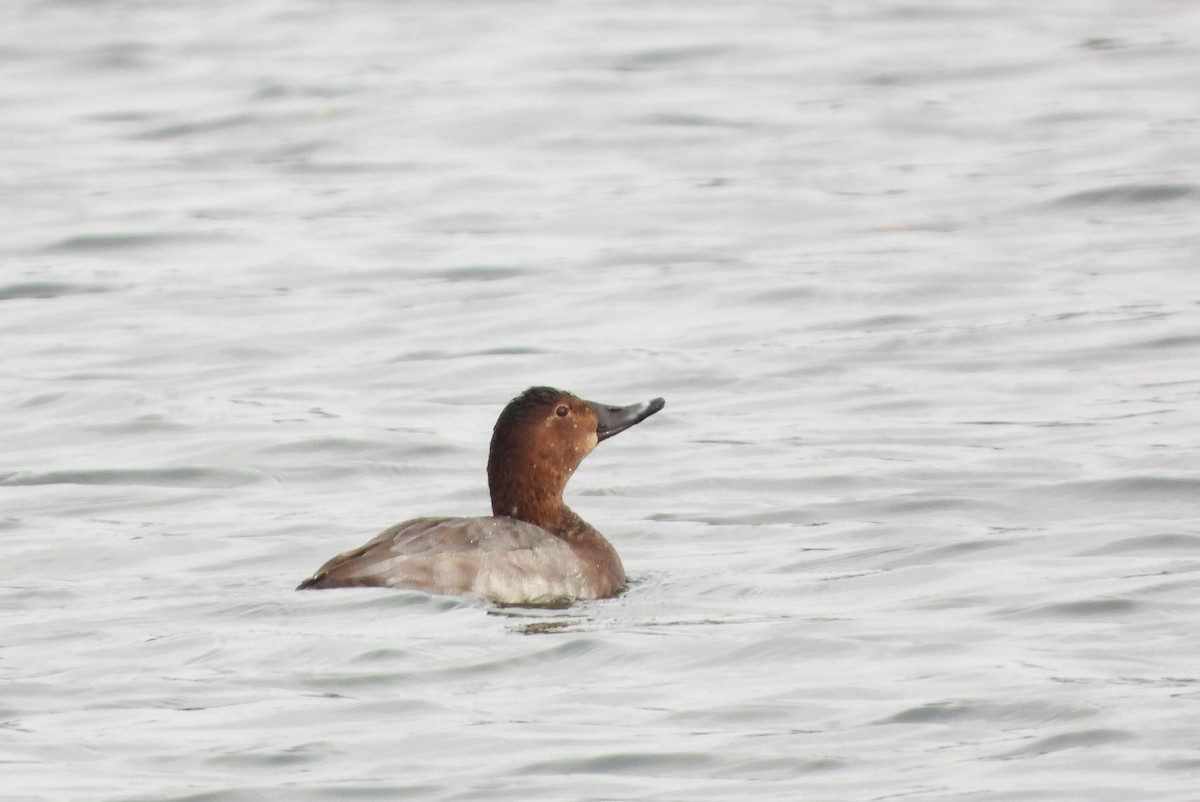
[296,386,665,605]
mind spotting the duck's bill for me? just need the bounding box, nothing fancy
[589,397,666,442]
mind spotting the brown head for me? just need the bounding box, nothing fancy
[487,386,665,530]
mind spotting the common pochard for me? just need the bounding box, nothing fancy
[297,386,665,605]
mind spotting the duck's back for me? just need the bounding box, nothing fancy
[296,516,598,604]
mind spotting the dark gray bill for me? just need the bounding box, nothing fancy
[588,397,666,442]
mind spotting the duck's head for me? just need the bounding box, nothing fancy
[487,386,665,525]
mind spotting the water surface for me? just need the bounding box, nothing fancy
[2,1,1199,800]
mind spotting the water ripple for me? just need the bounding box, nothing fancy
[1053,183,1198,206]
[0,282,110,300]
[0,467,260,489]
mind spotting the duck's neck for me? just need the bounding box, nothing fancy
[489,461,565,528]
[489,471,605,542]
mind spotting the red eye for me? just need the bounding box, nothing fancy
[555,405,569,417]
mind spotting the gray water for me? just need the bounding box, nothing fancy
[3,1,1200,800]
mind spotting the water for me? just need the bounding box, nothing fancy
[3,0,1199,799]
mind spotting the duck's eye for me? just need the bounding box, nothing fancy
[555,405,569,417]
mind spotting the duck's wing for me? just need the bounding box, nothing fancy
[295,516,582,601]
